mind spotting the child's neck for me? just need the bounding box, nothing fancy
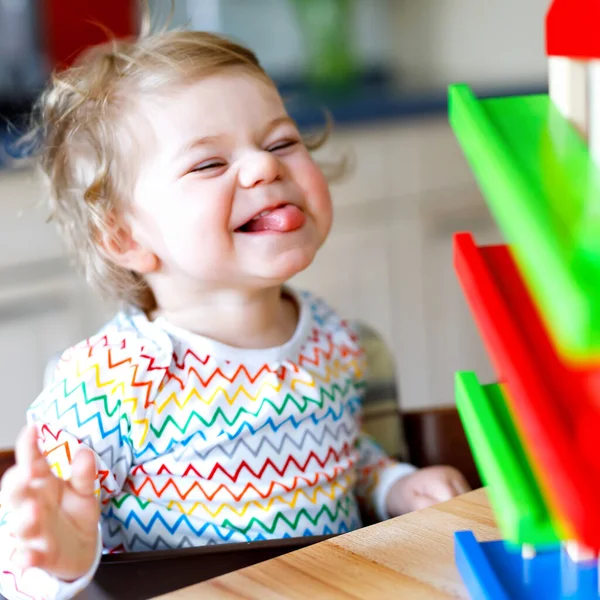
[150,285,299,350]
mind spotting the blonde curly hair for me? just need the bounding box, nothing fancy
[25,21,331,314]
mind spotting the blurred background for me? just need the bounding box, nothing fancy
[0,0,550,450]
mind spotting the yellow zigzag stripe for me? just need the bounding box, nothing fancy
[166,477,354,517]
[48,462,64,479]
[75,360,117,391]
[133,418,150,446]
[156,379,285,413]
[156,357,364,412]
[75,357,142,419]
[45,441,72,480]
[122,395,139,416]
[74,356,150,434]
[291,358,362,391]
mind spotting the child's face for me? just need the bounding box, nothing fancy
[127,71,332,291]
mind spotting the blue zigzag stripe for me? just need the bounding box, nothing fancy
[134,395,362,459]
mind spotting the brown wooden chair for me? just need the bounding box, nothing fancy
[356,322,480,490]
[0,453,12,483]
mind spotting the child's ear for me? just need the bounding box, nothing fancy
[99,218,159,274]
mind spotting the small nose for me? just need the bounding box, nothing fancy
[238,151,281,189]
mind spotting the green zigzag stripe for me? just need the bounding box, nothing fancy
[49,377,122,418]
[111,494,153,510]
[221,498,354,535]
[150,380,361,437]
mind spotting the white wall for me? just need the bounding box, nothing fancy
[390,0,550,89]
[153,0,552,89]
[150,0,392,78]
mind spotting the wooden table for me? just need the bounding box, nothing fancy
[154,488,499,599]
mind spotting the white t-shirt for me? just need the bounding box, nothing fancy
[0,289,414,600]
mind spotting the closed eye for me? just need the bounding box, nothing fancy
[267,140,298,153]
[190,160,227,173]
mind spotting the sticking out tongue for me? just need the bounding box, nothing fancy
[240,204,305,233]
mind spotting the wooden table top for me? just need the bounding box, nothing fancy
[154,488,499,599]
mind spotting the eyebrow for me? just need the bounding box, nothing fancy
[260,116,297,138]
[178,116,298,157]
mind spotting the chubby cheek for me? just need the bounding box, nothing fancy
[132,195,233,278]
[296,156,333,242]
[163,212,232,276]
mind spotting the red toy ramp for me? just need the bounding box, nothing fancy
[454,232,600,548]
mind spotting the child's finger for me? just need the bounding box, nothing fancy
[1,470,53,509]
[1,466,43,505]
[12,499,48,540]
[421,477,456,503]
[450,473,471,495]
[69,447,97,497]
[14,426,49,478]
[410,493,438,511]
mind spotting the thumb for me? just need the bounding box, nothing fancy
[420,477,456,503]
[410,493,439,511]
[69,446,97,497]
[15,424,50,478]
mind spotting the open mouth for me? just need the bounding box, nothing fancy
[236,204,306,233]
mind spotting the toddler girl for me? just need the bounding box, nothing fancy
[0,23,469,600]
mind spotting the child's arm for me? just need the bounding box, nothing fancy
[354,433,470,520]
[0,340,164,600]
[350,320,469,519]
[383,464,470,516]
[353,432,418,521]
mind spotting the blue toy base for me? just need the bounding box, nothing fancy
[455,531,599,599]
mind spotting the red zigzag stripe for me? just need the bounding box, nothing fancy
[130,444,351,482]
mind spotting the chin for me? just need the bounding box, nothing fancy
[259,246,317,282]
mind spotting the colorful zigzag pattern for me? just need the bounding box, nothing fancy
[0,291,401,600]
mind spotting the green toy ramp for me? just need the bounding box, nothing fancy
[449,84,600,360]
[455,372,559,546]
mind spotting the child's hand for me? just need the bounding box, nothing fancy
[1,425,100,581]
[385,465,471,517]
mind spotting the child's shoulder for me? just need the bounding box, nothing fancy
[295,288,361,346]
[52,309,173,378]
[37,310,174,421]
